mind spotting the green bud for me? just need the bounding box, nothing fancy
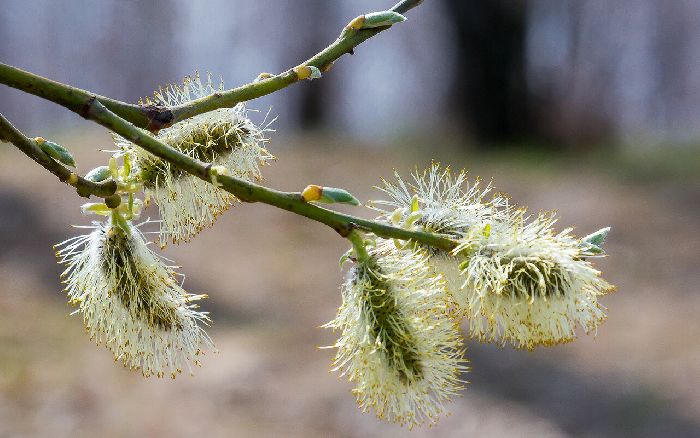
[361,11,407,29]
[318,187,360,206]
[85,166,112,182]
[37,138,76,167]
[104,194,122,209]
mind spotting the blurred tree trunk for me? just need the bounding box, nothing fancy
[444,0,532,146]
[296,0,330,129]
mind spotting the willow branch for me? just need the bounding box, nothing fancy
[0,0,421,131]
[83,99,458,252]
[0,113,117,198]
[168,0,423,124]
[0,64,168,131]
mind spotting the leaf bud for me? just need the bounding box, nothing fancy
[35,137,76,167]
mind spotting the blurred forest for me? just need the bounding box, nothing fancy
[1,1,700,437]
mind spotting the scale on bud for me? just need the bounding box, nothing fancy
[293,65,322,81]
[346,11,407,32]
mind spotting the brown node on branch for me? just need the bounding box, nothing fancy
[143,105,174,132]
[78,95,97,119]
[334,222,356,238]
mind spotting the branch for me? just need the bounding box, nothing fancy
[0,64,167,131]
[0,113,117,198]
[168,0,423,124]
[83,99,458,252]
[0,0,422,131]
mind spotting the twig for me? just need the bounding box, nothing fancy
[0,0,421,131]
[0,113,117,198]
[0,64,164,131]
[84,99,458,251]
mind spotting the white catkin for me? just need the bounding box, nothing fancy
[458,212,614,350]
[325,241,467,428]
[55,217,213,378]
[114,73,274,246]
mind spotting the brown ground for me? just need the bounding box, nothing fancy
[0,129,699,437]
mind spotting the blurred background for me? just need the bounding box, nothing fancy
[1,1,699,437]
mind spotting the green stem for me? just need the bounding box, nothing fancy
[0,64,166,130]
[84,99,458,252]
[0,0,421,130]
[347,230,370,263]
[0,113,117,198]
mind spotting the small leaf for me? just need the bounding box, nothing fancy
[121,153,132,179]
[393,238,406,250]
[319,187,360,206]
[339,249,353,267]
[108,157,119,179]
[39,139,76,167]
[404,211,423,228]
[581,244,604,256]
[85,166,112,182]
[410,194,420,213]
[81,202,111,216]
[458,259,470,271]
[390,207,404,225]
[582,227,610,247]
[362,11,407,28]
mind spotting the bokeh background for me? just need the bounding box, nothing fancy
[1,1,699,437]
